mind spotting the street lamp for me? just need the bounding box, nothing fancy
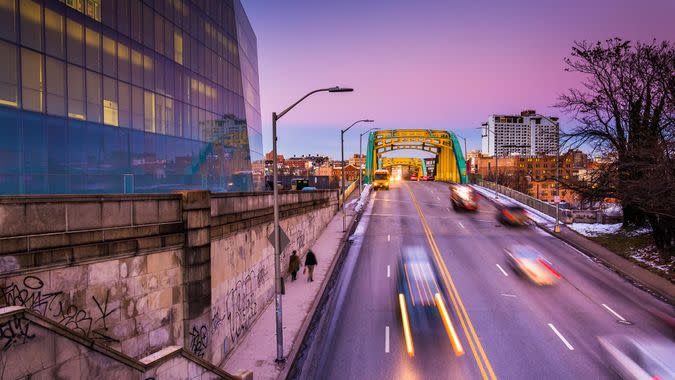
[454,133,468,161]
[359,127,380,195]
[532,114,562,233]
[341,119,374,231]
[271,86,353,363]
[479,125,499,199]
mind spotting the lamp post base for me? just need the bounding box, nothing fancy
[554,224,561,233]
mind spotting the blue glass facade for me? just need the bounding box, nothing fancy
[0,0,263,194]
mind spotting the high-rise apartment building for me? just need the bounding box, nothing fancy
[0,0,263,194]
[481,110,559,157]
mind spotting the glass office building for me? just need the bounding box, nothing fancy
[0,0,263,194]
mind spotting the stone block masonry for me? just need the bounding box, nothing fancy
[0,190,338,376]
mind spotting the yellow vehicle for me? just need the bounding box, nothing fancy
[372,169,390,190]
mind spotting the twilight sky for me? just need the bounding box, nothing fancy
[241,0,675,159]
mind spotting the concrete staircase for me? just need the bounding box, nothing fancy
[0,306,250,380]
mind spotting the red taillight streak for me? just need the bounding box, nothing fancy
[537,258,561,279]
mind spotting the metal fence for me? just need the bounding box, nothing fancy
[478,180,574,223]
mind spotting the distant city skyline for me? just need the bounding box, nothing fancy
[242,0,675,158]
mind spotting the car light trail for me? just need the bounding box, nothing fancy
[537,258,561,279]
[399,293,414,356]
[436,293,465,356]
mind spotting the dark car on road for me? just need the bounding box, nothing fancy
[497,205,528,226]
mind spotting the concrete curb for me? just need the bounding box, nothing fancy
[278,193,366,380]
[475,188,675,305]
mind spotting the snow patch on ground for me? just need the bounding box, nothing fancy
[355,185,371,214]
[630,246,672,273]
[568,223,622,237]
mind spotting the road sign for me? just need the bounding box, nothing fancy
[554,196,560,204]
[268,226,290,253]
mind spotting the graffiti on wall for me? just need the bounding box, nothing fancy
[188,325,208,357]
[0,315,35,351]
[223,270,258,344]
[0,275,119,343]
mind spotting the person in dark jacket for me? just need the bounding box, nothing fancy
[288,250,301,281]
[304,249,318,282]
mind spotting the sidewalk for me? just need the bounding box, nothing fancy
[223,190,363,379]
[473,184,675,304]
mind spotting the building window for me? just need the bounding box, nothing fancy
[144,90,155,132]
[118,81,130,128]
[67,18,84,65]
[45,7,65,58]
[174,31,183,64]
[67,64,85,119]
[118,40,130,82]
[21,48,44,112]
[0,41,18,107]
[103,76,118,126]
[86,70,102,122]
[102,33,116,77]
[131,85,143,130]
[131,48,143,86]
[20,0,42,51]
[45,57,66,116]
[0,0,16,41]
[85,26,101,72]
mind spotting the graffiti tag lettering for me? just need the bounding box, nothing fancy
[0,315,35,351]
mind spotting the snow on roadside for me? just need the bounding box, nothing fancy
[568,223,622,237]
[355,184,371,214]
[630,246,672,273]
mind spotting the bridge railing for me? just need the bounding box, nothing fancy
[477,180,574,223]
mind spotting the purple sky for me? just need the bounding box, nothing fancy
[241,0,675,159]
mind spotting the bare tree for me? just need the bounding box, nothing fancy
[557,38,674,255]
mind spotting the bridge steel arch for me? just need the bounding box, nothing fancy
[380,157,424,174]
[365,129,467,184]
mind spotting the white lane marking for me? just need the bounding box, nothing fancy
[548,323,574,350]
[458,222,465,229]
[387,234,391,242]
[602,304,627,322]
[436,196,441,201]
[500,293,516,297]
[387,265,391,278]
[496,264,509,276]
[385,326,390,353]
[447,207,451,212]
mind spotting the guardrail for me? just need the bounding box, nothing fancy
[477,180,574,223]
[338,181,358,208]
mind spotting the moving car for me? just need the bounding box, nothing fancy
[504,245,560,285]
[410,174,418,181]
[497,205,528,226]
[450,184,478,211]
[598,335,675,380]
[372,169,390,190]
[420,175,429,181]
[396,246,464,357]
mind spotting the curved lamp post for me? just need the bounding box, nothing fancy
[341,119,374,231]
[271,86,353,362]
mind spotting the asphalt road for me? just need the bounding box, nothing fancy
[311,180,674,380]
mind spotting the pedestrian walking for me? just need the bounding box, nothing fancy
[304,249,318,282]
[288,250,301,281]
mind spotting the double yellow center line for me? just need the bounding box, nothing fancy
[405,183,497,380]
